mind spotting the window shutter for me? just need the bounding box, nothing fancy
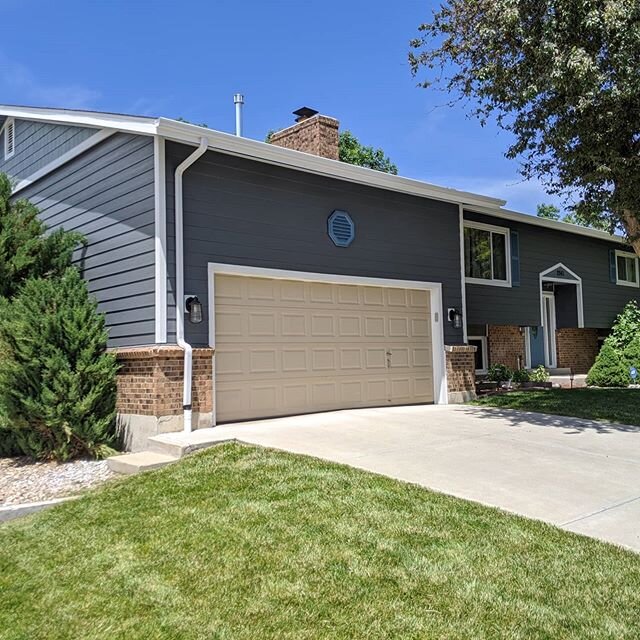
[609,249,617,283]
[510,231,520,286]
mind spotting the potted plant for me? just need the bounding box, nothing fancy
[522,365,553,389]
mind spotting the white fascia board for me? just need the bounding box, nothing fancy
[156,118,506,210]
[469,204,629,245]
[0,105,158,136]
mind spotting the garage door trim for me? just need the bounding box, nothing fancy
[207,262,448,425]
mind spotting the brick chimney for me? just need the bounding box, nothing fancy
[269,107,339,160]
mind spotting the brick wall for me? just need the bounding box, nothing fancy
[488,325,526,370]
[556,328,599,374]
[446,345,476,402]
[114,346,214,416]
[269,114,339,160]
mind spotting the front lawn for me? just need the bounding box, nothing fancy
[1,443,639,639]
[473,388,640,426]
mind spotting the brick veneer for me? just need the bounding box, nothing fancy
[113,346,214,416]
[488,325,526,370]
[556,328,599,374]
[446,345,477,402]
[269,114,339,160]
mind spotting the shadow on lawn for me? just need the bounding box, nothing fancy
[459,404,640,435]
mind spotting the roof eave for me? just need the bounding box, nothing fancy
[468,204,628,245]
[0,104,159,135]
[157,117,506,210]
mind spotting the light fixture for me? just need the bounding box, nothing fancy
[185,296,203,324]
[447,307,463,330]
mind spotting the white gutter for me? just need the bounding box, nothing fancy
[174,137,209,433]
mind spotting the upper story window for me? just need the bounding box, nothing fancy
[3,118,15,160]
[464,221,511,287]
[615,250,639,287]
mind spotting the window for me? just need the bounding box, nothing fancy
[464,222,511,286]
[3,118,15,160]
[468,336,488,373]
[615,250,639,287]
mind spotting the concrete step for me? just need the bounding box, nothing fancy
[107,451,178,475]
[548,367,572,375]
[147,428,234,459]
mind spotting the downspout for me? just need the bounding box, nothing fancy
[175,137,209,433]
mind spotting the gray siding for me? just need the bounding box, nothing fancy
[1,119,97,182]
[165,142,464,347]
[18,132,156,347]
[464,210,638,328]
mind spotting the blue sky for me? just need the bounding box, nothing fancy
[0,0,562,214]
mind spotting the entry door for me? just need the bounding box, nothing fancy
[214,274,434,422]
[542,293,557,368]
[527,327,546,368]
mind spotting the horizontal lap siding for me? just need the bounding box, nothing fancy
[0,119,97,181]
[17,132,156,347]
[165,142,464,347]
[464,211,638,328]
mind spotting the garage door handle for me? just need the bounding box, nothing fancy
[386,350,392,368]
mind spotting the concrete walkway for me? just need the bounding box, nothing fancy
[161,404,640,552]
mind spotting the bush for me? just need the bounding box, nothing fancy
[586,342,630,388]
[529,365,550,383]
[0,269,119,460]
[0,174,82,299]
[622,334,640,379]
[607,300,640,354]
[487,364,513,383]
[511,368,530,384]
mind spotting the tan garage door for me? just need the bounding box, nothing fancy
[214,274,434,422]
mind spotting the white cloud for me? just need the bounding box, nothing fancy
[0,53,100,109]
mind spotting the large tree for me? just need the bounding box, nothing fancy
[409,0,640,255]
[338,131,398,174]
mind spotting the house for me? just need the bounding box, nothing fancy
[0,104,637,450]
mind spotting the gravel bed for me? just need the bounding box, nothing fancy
[0,457,116,506]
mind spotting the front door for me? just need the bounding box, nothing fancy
[542,292,557,368]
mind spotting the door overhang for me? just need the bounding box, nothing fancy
[539,263,584,328]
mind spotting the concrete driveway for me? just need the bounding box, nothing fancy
[190,404,640,551]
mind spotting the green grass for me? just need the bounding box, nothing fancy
[1,443,639,639]
[473,388,640,426]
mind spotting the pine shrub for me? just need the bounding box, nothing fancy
[586,342,630,388]
[0,174,82,299]
[0,269,118,460]
[622,334,640,375]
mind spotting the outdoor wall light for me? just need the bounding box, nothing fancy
[447,307,463,330]
[185,296,203,324]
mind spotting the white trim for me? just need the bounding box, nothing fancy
[458,205,468,342]
[539,262,584,328]
[467,204,629,245]
[0,105,158,135]
[207,262,449,425]
[0,104,503,210]
[542,292,557,368]
[11,128,115,194]
[463,220,512,287]
[468,335,487,374]
[0,105,634,248]
[614,249,640,288]
[3,117,15,160]
[154,136,167,343]
[524,327,532,369]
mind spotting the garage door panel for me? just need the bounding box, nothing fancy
[215,274,434,422]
